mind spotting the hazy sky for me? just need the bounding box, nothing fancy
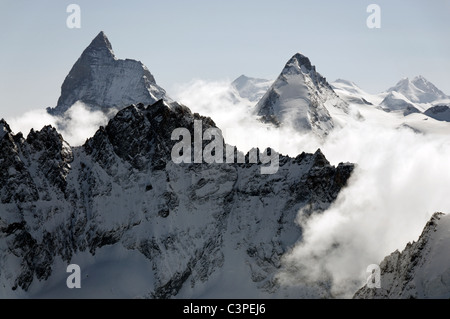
[1,0,449,118]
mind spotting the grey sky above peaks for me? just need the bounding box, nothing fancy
[1,0,450,118]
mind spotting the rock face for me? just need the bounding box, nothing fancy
[47,31,169,115]
[0,100,354,298]
[424,104,450,122]
[255,53,348,137]
[354,213,450,299]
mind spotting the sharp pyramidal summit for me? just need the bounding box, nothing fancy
[47,31,169,115]
[255,53,350,138]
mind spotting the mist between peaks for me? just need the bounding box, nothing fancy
[171,120,279,174]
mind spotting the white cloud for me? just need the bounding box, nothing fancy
[6,101,116,147]
[7,108,58,137]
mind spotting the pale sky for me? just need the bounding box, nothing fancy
[1,0,449,118]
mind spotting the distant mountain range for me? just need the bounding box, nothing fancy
[231,62,450,138]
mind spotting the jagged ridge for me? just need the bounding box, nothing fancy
[0,100,354,298]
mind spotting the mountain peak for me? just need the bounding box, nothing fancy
[83,31,115,59]
[387,75,447,103]
[412,75,425,82]
[292,52,312,69]
[256,52,348,137]
[91,31,111,47]
[411,75,433,88]
[283,52,314,74]
[48,31,169,115]
[234,74,250,82]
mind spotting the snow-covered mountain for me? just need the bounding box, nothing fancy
[255,53,349,137]
[380,76,449,114]
[231,75,273,104]
[47,31,169,115]
[387,76,448,104]
[333,75,450,122]
[0,100,354,298]
[354,212,450,299]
